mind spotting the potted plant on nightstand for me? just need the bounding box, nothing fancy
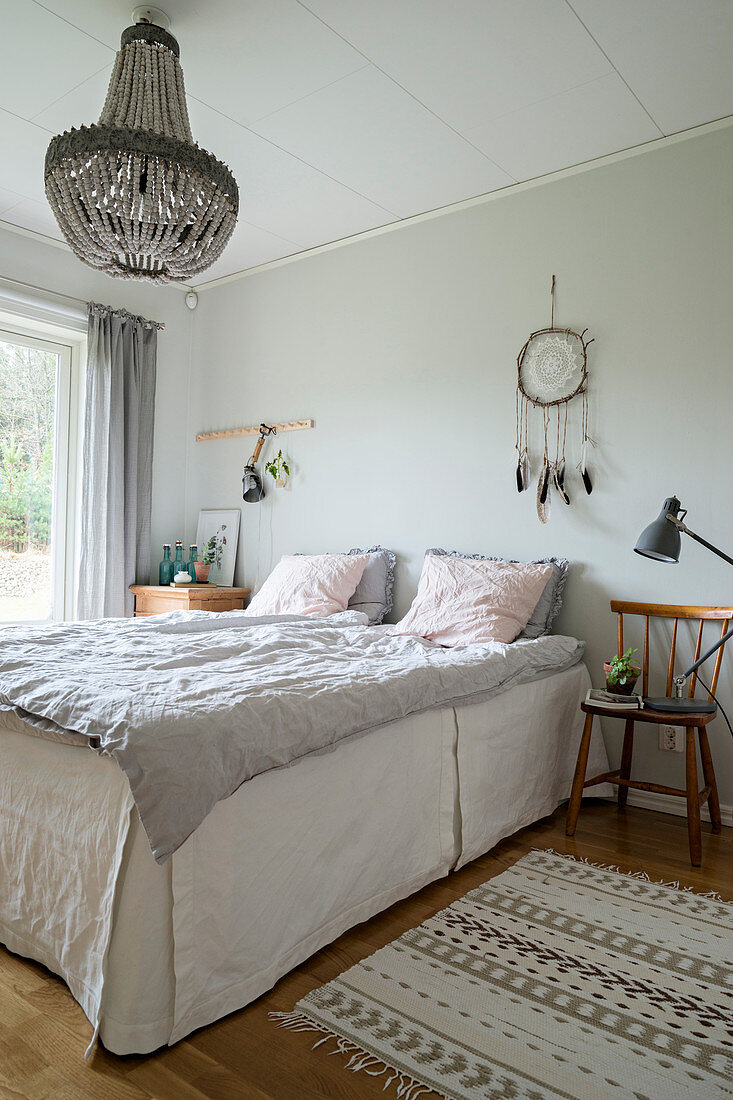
[603,647,641,695]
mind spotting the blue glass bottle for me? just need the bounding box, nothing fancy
[187,544,198,583]
[158,544,174,586]
[173,540,184,579]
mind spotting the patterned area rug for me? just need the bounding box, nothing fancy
[273,849,733,1100]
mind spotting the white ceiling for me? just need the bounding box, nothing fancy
[1,0,732,287]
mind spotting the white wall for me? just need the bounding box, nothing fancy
[0,225,192,577]
[187,124,733,808]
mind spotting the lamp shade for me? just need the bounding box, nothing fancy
[634,497,682,562]
[242,465,265,503]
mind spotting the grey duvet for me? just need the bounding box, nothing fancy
[0,610,584,862]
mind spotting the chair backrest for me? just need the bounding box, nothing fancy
[610,601,733,700]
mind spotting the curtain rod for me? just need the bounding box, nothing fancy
[0,273,165,329]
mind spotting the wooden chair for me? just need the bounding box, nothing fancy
[566,602,730,865]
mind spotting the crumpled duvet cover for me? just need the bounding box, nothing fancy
[0,610,585,863]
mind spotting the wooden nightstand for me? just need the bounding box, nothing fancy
[130,585,250,616]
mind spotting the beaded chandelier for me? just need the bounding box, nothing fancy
[44,20,238,284]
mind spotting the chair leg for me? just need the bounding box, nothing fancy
[566,713,594,836]
[618,718,634,809]
[685,729,703,866]
[697,726,722,833]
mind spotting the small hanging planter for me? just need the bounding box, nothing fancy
[265,449,291,488]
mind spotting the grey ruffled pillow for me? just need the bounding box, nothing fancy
[425,549,568,638]
[346,546,396,624]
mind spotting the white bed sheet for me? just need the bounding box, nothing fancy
[0,663,609,1055]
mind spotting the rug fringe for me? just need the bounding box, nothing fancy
[535,847,732,905]
[269,1011,434,1099]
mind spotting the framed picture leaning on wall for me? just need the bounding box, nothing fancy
[195,509,241,586]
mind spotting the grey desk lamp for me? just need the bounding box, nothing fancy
[634,496,733,714]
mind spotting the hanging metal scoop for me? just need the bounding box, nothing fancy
[242,424,275,503]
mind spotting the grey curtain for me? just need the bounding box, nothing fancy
[77,302,159,619]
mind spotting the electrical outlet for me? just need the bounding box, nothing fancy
[659,726,684,753]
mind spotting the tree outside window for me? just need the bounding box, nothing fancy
[0,339,57,621]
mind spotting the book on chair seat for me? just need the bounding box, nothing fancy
[586,688,644,710]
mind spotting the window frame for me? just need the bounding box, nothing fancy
[0,317,85,623]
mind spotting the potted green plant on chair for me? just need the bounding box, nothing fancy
[603,647,641,695]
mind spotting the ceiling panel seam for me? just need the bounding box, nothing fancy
[237,217,300,248]
[30,0,116,52]
[294,0,516,181]
[186,94,401,217]
[0,103,53,134]
[250,63,372,123]
[461,71,629,131]
[563,0,665,136]
[29,63,113,124]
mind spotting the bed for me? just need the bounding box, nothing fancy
[0,610,610,1055]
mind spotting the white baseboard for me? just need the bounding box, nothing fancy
[603,790,733,828]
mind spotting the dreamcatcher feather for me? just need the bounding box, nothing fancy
[514,276,595,522]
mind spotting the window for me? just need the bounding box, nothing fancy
[0,323,82,623]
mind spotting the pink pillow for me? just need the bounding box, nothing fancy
[390,555,554,646]
[245,554,369,618]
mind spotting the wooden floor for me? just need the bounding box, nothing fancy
[1,800,731,1099]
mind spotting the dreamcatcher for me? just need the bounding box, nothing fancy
[515,276,595,523]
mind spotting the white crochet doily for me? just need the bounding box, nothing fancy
[520,331,584,403]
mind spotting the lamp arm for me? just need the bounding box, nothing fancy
[666,514,733,568]
[658,514,733,691]
[673,623,733,696]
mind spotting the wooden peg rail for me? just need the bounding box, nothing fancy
[195,419,314,443]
